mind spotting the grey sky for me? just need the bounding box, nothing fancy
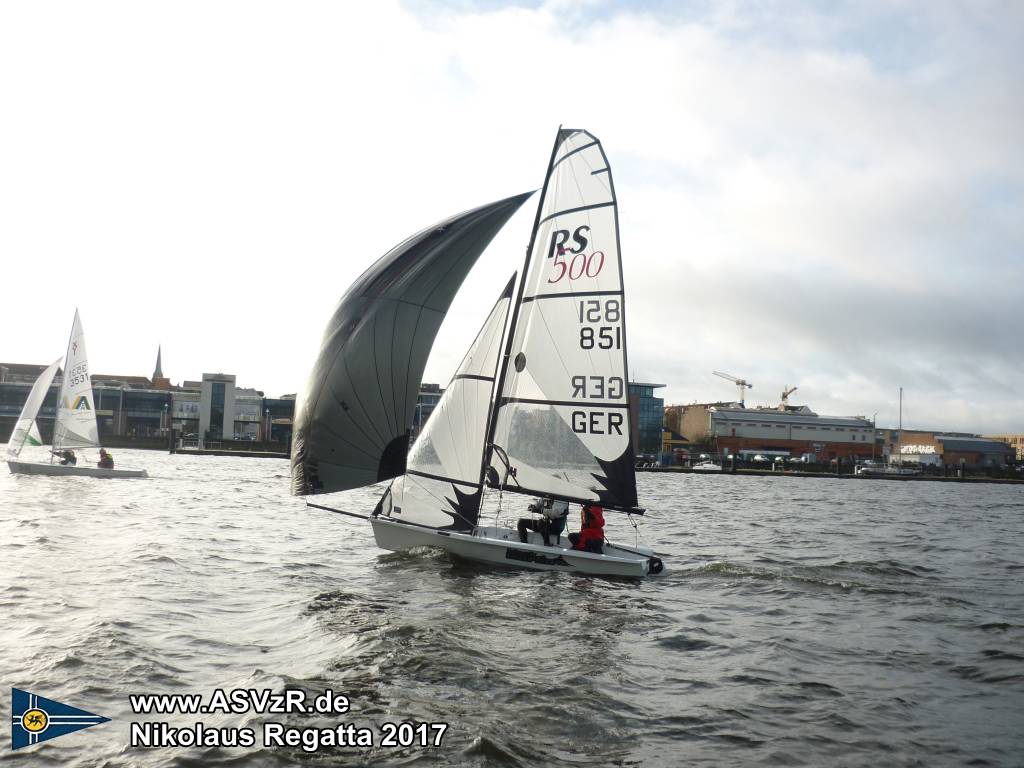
[1,1,1020,433]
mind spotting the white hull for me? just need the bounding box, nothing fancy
[855,465,920,477]
[7,460,148,478]
[370,518,663,578]
[692,462,722,472]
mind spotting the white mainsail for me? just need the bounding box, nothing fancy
[384,277,515,530]
[6,358,61,459]
[487,129,638,511]
[53,310,100,451]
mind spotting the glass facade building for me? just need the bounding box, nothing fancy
[629,382,665,458]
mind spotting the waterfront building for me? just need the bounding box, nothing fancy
[0,363,60,442]
[984,434,1024,461]
[661,428,691,463]
[0,357,295,447]
[664,401,738,441]
[264,395,296,444]
[877,429,1015,468]
[629,382,665,458]
[709,406,875,462]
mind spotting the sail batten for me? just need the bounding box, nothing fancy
[291,192,531,496]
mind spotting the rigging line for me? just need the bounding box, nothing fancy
[374,302,398,438]
[334,359,389,448]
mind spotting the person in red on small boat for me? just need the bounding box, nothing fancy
[568,503,605,554]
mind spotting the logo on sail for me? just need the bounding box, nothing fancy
[11,688,110,750]
[62,395,91,411]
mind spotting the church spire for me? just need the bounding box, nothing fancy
[153,345,163,380]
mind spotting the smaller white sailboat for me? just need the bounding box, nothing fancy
[6,310,148,479]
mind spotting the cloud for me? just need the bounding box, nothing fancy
[0,0,1020,433]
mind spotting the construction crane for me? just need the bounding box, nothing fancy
[712,371,753,407]
[781,385,798,406]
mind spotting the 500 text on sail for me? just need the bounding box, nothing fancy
[547,226,605,283]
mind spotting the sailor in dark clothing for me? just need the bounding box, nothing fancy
[52,449,77,466]
[517,496,569,547]
[568,504,605,554]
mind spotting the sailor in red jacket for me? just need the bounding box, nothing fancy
[568,504,605,554]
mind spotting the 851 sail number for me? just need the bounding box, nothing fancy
[580,326,621,350]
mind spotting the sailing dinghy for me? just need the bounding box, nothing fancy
[6,310,148,478]
[293,129,662,577]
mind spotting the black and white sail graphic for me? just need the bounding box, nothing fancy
[291,192,531,496]
[382,277,514,530]
[488,130,639,511]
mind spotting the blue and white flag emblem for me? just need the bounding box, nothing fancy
[11,688,110,750]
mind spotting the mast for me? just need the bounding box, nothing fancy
[477,128,566,494]
[52,310,78,461]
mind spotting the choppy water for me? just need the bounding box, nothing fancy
[2,448,1023,767]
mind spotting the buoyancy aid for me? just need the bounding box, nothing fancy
[574,505,605,552]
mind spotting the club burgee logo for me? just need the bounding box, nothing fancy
[11,688,110,750]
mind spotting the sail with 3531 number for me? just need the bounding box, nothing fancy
[53,310,100,451]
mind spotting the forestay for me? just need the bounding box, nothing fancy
[381,277,514,530]
[6,358,61,459]
[54,310,100,451]
[488,129,638,511]
[291,192,531,496]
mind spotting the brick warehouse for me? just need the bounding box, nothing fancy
[709,406,876,462]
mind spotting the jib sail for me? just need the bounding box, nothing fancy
[6,358,61,459]
[380,276,515,530]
